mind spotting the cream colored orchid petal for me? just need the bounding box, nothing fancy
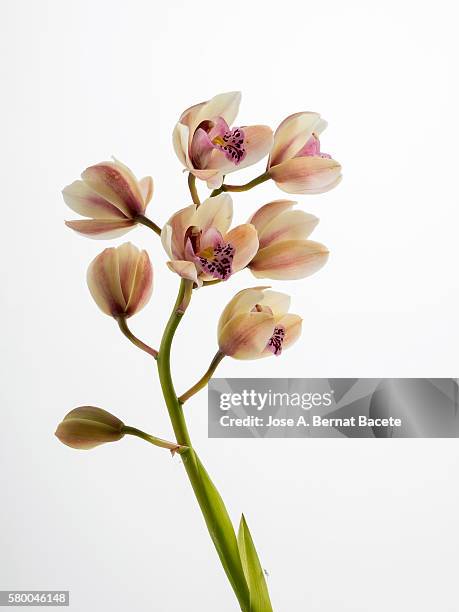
[224,224,259,273]
[192,91,241,137]
[249,239,329,280]
[261,290,291,318]
[116,242,140,306]
[82,160,145,217]
[218,288,259,321]
[63,180,127,220]
[125,249,153,317]
[268,156,342,194]
[166,260,199,285]
[173,122,192,167]
[248,200,294,234]
[259,209,319,248]
[162,204,197,260]
[218,311,275,360]
[87,247,126,317]
[269,112,323,167]
[217,287,270,336]
[194,193,233,235]
[65,219,135,239]
[139,176,154,206]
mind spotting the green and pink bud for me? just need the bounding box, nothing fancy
[55,406,125,450]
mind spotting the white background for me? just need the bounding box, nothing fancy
[2,1,459,610]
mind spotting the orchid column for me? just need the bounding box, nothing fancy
[56,91,341,611]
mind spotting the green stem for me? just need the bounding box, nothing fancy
[117,316,158,359]
[179,351,225,403]
[188,172,201,206]
[122,425,186,454]
[210,171,270,197]
[136,214,162,236]
[156,280,250,611]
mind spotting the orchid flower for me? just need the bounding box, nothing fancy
[161,193,258,287]
[267,112,341,194]
[173,91,273,189]
[218,287,302,359]
[87,243,153,318]
[63,159,153,238]
[247,200,329,279]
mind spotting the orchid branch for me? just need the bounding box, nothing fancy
[179,351,225,403]
[188,172,201,206]
[210,171,270,197]
[116,316,158,359]
[122,425,186,454]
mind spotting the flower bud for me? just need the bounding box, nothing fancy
[63,158,153,238]
[217,287,302,360]
[87,242,153,318]
[55,406,125,450]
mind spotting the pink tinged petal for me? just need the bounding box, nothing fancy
[162,204,197,260]
[249,239,329,280]
[166,260,199,285]
[295,134,331,159]
[234,125,273,171]
[196,240,235,281]
[258,209,319,248]
[218,312,276,360]
[63,180,127,220]
[190,127,216,169]
[268,156,342,195]
[224,224,259,273]
[193,193,233,235]
[266,326,286,356]
[125,249,153,317]
[206,125,273,175]
[139,176,154,206]
[261,314,302,357]
[269,112,323,167]
[65,219,136,239]
[81,161,145,217]
[87,248,126,317]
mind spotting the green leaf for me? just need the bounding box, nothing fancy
[181,449,250,610]
[237,514,273,612]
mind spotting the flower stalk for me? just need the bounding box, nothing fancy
[188,172,201,206]
[135,214,162,236]
[116,316,158,358]
[179,351,225,403]
[210,171,270,197]
[122,425,186,454]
